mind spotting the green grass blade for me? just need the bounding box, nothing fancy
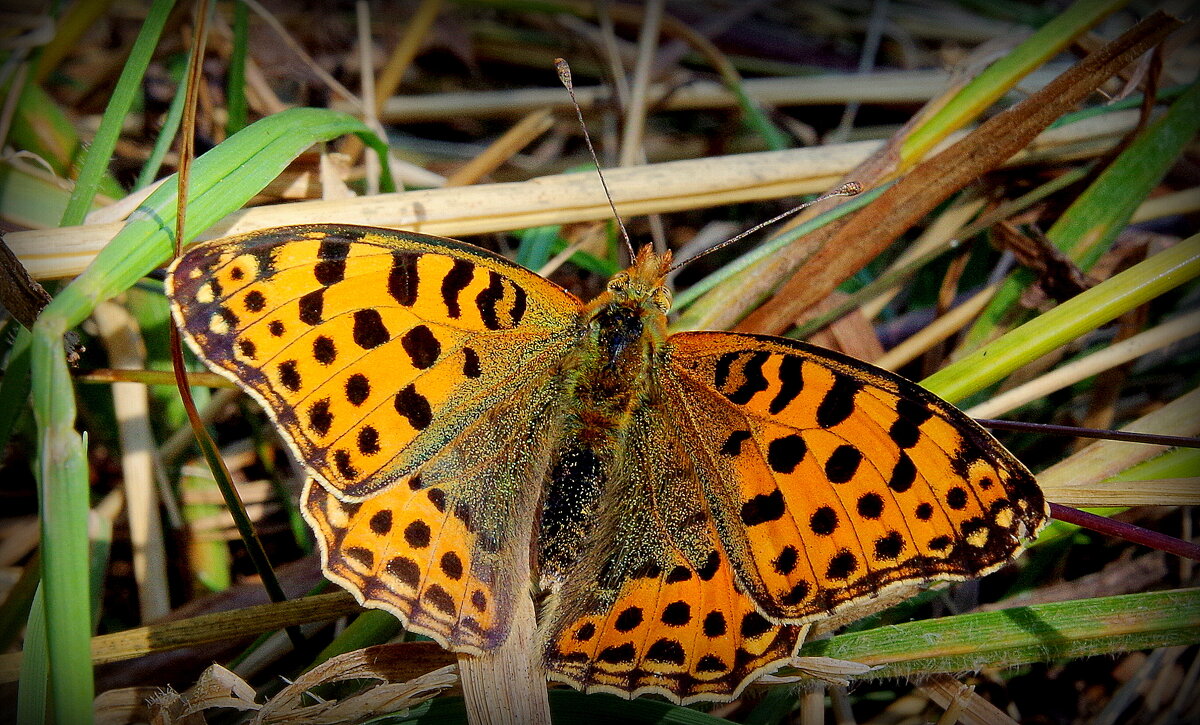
[60,0,176,225]
[15,585,48,725]
[226,0,250,135]
[900,0,1127,163]
[922,232,1200,403]
[5,81,123,202]
[136,53,192,190]
[0,160,75,228]
[0,328,32,451]
[29,328,93,723]
[959,79,1200,352]
[48,108,390,330]
[799,588,1200,679]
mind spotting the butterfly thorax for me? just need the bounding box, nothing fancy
[538,248,673,581]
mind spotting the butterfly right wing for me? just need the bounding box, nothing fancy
[665,331,1048,623]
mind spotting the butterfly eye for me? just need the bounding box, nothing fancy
[650,286,672,313]
[607,273,630,293]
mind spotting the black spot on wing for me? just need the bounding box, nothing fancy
[388,252,420,306]
[888,452,916,492]
[817,375,861,428]
[386,556,420,586]
[825,444,862,483]
[875,531,905,560]
[782,580,811,606]
[404,520,431,548]
[243,290,266,312]
[476,271,505,330]
[357,426,381,455]
[766,434,806,473]
[810,506,837,535]
[774,546,798,575]
[424,584,456,615]
[720,430,752,456]
[666,566,692,584]
[510,283,527,325]
[740,612,772,639]
[857,492,884,519]
[713,351,737,390]
[298,289,324,325]
[440,258,473,318]
[401,324,441,369]
[826,550,858,580]
[703,611,726,637]
[314,239,348,285]
[614,607,644,632]
[462,347,482,378]
[440,551,464,580]
[333,449,358,480]
[307,399,333,436]
[741,488,785,526]
[369,509,392,535]
[312,335,337,364]
[278,360,301,392]
[395,384,432,430]
[646,638,685,665]
[660,601,691,627]
[352,309,390,349]
[769,354,804,414]
[725,351,771,405]
[345,374,370,406]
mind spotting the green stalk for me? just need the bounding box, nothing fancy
[800,588,1200,679]
[923,233,1200,403]
[60,0,177,226]
[226,0,250,134]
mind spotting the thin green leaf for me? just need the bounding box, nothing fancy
[61,0,177,225]
[922,233,1200,403]
[799,588,1200,679]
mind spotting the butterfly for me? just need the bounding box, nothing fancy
[167,222,1048,704]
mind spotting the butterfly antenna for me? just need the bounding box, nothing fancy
[556,58,636,261]
[667,182,862,274]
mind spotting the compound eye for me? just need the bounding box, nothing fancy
[607,273,630,293]
[649,286,672,313]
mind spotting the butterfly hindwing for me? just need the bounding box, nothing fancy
[666,331,1048,622]
[168,224,582,498]
[541,384,800,704]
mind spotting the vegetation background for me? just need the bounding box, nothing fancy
[0,0,1197,723]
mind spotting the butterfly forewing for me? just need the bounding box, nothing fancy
[666,331,1048,622]
[168,225,582,498]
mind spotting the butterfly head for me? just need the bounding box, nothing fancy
[595,246,674,316]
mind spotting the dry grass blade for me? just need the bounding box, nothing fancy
[248,647,455,724]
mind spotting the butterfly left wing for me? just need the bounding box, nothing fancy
[168,224,585,654]
[664,331,1048,623]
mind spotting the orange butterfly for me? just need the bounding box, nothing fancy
[168,223,1047,703]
